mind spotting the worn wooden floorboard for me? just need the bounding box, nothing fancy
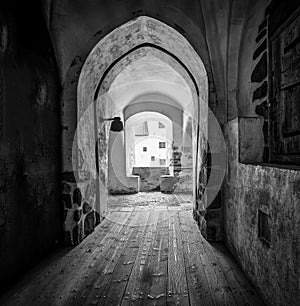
[210,242,265,306]
[120,209,161,306]
[79,210,142,305]
[185,210,237,306]
[40,211,135,306]
[168,213,190,306]
[0,194,264,306]
[97,209,154,306]
[64,210,137,306]
[143,210,169,306]
[3,211,130,306]
[177,210,216,306]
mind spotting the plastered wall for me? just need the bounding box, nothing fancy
[0,1,62,292]
[223,1,300,304]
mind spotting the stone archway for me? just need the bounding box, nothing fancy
[62,16,211,245]
[102,51,195,196]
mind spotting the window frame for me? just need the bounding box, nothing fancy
[159,142,166,149]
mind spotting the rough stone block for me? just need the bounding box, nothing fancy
[95,211,101,226]
[84,211,95,236]
[258,18,267,33]
[239,118,265,163]
[251,52,267,82]
[255,100,268,118]
[160,175,176,193]
[83,202,92,214]
[62,182,71,193]
[133,167,169,191]
[62,194,72,209]
[253,41,267,61]
[73,209,82,222]
[253,81,268,101]
[73,188,82,206]
[72,225,79,245]
[256,28,267,43]
[62,171,76,183]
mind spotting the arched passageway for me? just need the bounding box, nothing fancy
[103,54,193,197]
[66,16,215,246]
[122,112,174,192]
[1,1,300,305]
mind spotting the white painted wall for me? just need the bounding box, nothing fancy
[126,112,172,172]
[134,120,172,167]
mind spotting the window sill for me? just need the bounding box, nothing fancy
[240,161,300,171]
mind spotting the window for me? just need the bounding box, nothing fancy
[159,142,166,148]
[135,121,149,136]
[151,156,155,161]
[159,159,166,166]
[143,147,147,152]
[158,122,165,128]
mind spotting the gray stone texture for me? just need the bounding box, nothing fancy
[251,52,267,82]
[253,81,268,101]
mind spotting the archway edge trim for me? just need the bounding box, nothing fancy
[93,42,199,101]
[124,100,183,123]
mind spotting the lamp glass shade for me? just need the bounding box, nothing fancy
[110,119,123,132]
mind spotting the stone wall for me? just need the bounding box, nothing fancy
[47,0,236,248]
[237,2,268,164]
[222,2,300,304]
[224,119,300,305]
[160,168,193,194]
[63,16,208,244]
[63,85,115,246]
[0,1,62,292]
[160,144,193,194]
[132,167,170,191]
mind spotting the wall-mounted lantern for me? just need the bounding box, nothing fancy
[102,117,124,132]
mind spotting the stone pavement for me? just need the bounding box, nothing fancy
[107,192,193,210]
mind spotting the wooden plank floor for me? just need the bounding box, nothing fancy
[0,193,264,306]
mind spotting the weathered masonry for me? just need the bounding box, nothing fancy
[0,0,299,305]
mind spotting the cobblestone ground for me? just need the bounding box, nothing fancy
[107,192,193,211]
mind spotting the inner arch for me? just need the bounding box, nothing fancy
[73,15,209,246]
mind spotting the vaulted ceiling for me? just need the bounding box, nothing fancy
[43,0,270,122]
